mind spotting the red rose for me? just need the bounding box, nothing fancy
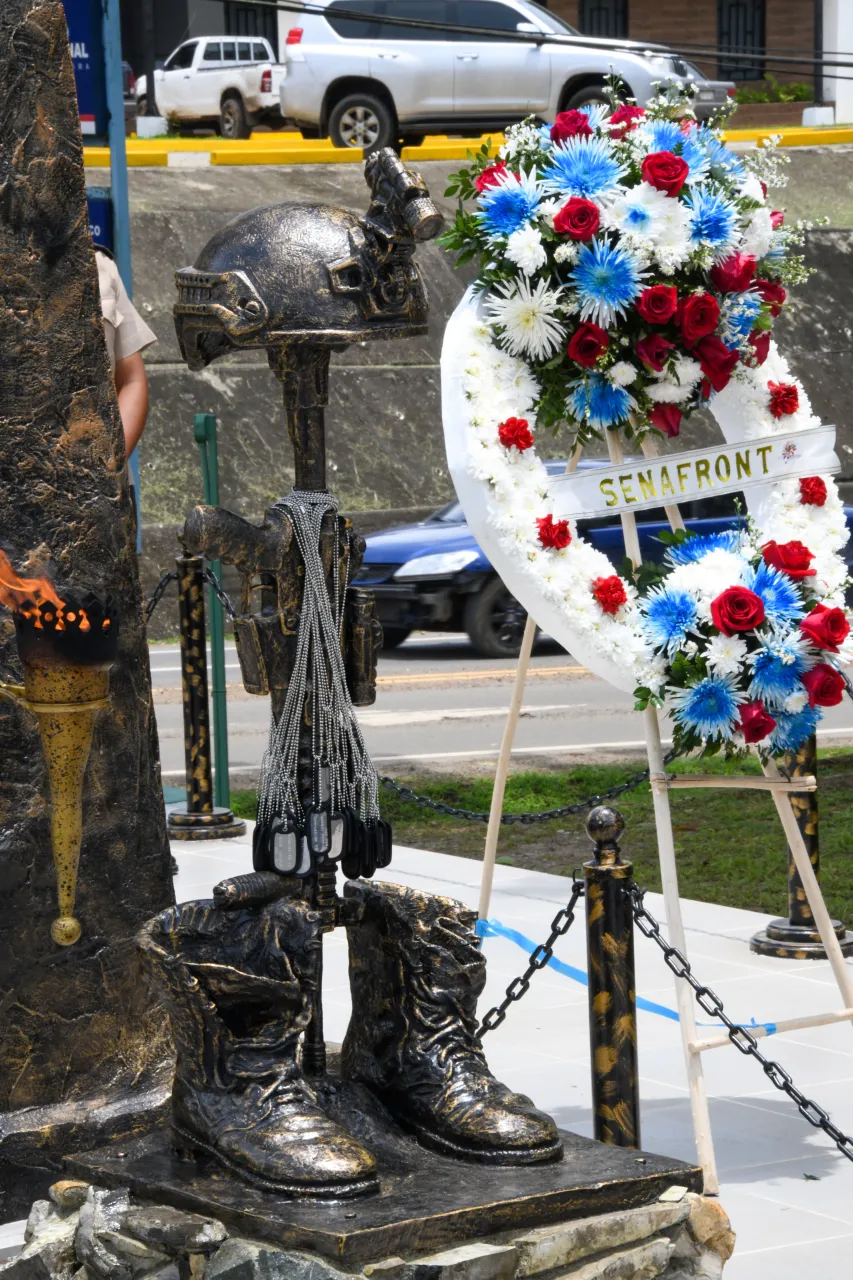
[592,575,628,615]
[800,603,850,652]
[475,161,510,193]
[755,279,787,317]
[710,586,766,635]
[762,539,816,580]
[738,701,777,744]
[710,253,757,293]
[768,380,799,419]
[554,196,600,240]
[567,322,609,368]
[760,180,768,198]
[802,663,845,708]
[747,330,770,366]
[770,210,785,230]
[551,110,593,144]
[678,293,720,346]
[799,476,827,507]
[636,333,674,372]
[609,104,645,139]
[641,150,690,197]
[536,514,572,549]
[694,335,739,392]
[648,404,682,437]
[498,417,534,451]
[636,284,678,325]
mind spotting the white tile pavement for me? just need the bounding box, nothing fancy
[170,825,853,1278]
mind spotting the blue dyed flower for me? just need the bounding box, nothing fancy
[670,675,745,740]
[642,586,700,655]
[580,102,610,131]
[679,135,711,185]
[748,646,807,707]
[542,136,626,200]
[567,375,634,429]
[478,171,541,237]
[644,120,682,153]
[570,237,645,327]
[719,291,763,349]
[693,127,744,179]
[769,705,820,753]
[744,562,804,627]
[687,189,739,258]
[666,530,742,567]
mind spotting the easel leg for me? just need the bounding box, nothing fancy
[763,756,853,1011]
[645,706,720,1194]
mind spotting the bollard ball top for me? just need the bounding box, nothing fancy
[585,805,625,849]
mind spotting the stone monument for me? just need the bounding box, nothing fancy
[0,0,174,1219]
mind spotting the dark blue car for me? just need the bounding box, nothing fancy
[355,460,853,658]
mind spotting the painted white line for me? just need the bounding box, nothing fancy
[150,664,242,674]
[356,703,578,728]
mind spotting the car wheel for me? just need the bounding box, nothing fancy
[329,93,394,151]
[220,94,251,140]
[463,576,535,659]
[565,83,610,111]
[380,626,411,649]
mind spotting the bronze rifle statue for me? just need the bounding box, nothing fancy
[138,149,562,1199]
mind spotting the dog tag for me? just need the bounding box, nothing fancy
[271,817,299,874]
[307,804,332,857]
[295,834,314,878]
[329,813,346,861]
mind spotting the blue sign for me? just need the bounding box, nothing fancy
[63,0,107,137]
[86,187,113,251]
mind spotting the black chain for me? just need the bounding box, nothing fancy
[203,567,238,621]
[380,750,680,825]
[628,883,853,1164]
[145,571,178,623]
[478,879,585,1037]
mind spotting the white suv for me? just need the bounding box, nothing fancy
[280,0,733,150]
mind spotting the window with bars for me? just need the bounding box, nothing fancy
[578,0,628,39]
[717,0,765,81]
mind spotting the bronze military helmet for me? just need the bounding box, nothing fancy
[174,148,443,371]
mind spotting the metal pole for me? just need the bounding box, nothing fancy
[168,550,245,841]
[751,734,853,958]
[194,413,231,812]
[584,805,641,1149]
[814,0,824,105]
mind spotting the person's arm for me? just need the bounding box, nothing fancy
[114,350,149,456]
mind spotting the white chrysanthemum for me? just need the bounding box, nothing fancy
[783,689,810,713]
[705,633,749,676]
[648,354,703,404]
[741,207,774,258]
[554,241,580,265]
[485,277,566,361]
[608,360,638,387]
[505,225,547,275]
[603,182,692,269]
[537,198,563,229]
[738,173,766,205]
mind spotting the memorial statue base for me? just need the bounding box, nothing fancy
[67,1076,701,1268]
[750,915,853,959]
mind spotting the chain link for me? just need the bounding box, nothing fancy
[478,879,585,1037]
[202,567,238,621]
[144,571,178,623]
[628,883,853,1164]
[380,750,680,826]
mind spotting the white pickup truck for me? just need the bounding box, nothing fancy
[136,36,285,138]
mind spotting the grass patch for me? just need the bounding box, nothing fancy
[231,751,853,924]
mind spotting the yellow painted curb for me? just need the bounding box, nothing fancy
[722,124,853,147]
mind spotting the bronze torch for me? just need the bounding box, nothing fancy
[0,551,118,946]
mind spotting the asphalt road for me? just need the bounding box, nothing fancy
[150,632,853,782]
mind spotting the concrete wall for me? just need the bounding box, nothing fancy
[86,152,853,630]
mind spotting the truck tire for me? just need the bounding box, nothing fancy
[463,576,535,659]
[564,82,610,111]
[329,93,394,150]
[220,93,251,139]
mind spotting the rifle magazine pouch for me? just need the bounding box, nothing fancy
[346,587,379,707]
[233,614,269,695]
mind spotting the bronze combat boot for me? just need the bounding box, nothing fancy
[341,880,562,1165]
[138,898,379,1198]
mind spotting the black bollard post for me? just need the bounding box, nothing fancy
[584,805,640,1149]
[167,552,246,841]
[751,734,853,958]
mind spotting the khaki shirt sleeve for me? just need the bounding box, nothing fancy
[96,251,157,368]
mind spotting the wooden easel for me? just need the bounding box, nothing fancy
[478,425,853,1193]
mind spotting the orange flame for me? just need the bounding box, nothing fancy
[0,550,64,614]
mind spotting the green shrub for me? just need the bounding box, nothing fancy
[735,76,814,105]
